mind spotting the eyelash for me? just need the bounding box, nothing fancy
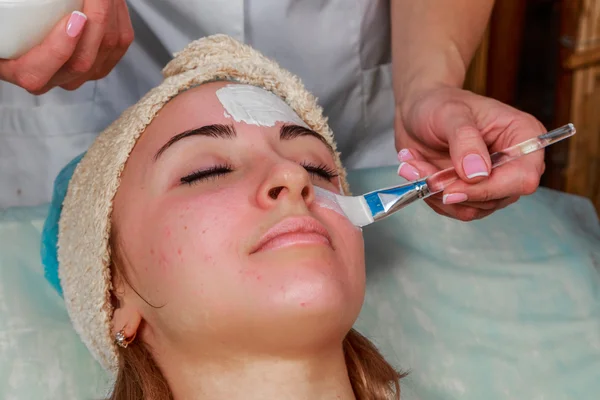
[180,164,233,185]
[180,162,339,185]
[300,162,339,181]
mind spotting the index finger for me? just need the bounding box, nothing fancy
[443,153,545,202]
[52,0,112,83]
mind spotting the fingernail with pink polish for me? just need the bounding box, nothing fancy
[462,154,489,179]
[66,11,87,38]
[397,162,420,181]
[397,149,414,162]
[443,193,468,205]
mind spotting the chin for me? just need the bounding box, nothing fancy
[253,244,363,304]
[271,256,362,327]
[240,243,364,347]
[265,297,361,354]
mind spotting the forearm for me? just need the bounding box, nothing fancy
[391,0,494,108]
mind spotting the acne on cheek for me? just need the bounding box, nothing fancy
[156,195,233,270]
[238,268,263,282]
[157,251,171,272]
[148,224,183,272]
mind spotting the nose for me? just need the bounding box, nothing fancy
[256,160,315,209]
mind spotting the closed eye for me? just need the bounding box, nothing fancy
[180,162,338,186]
[180,164,233,185]
[301,162,339,181]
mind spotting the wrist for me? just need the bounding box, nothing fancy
[395,79,452,122]
[394,40,468,116]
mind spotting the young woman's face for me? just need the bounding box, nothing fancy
[112,82,365,355]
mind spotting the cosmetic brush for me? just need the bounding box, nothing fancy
[325,123,576,227]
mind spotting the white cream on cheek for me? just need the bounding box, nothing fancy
[312,187,362,231]
[312,186,347,217]
[215,84,310,128]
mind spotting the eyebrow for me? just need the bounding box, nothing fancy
[154,123,334,161]
[279,124,334,154]
[154,124,236,160]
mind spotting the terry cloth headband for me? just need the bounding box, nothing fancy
[40,34,349,376]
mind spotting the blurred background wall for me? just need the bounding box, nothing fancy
[464,0,600,214]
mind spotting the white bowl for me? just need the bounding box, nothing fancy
[0,0,83,59]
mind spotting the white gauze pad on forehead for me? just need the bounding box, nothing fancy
[216,84,310,128]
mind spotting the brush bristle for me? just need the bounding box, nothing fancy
[335,194,374,227]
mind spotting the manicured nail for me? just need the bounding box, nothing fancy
[462,154,489,179]
[66,11,87,38]
[443,193,468,205]
[397,149,414,162]
[397,162,420,180]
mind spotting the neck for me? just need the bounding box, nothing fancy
[159,345,356,400]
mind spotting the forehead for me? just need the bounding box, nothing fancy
[135,81,308,153]
[148,81,233,136]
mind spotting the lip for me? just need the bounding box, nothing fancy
[251,216,332,254]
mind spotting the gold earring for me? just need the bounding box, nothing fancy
[115,329,136,348]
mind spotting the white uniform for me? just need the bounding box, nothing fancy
[0,0,396,208]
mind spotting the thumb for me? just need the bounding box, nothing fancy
[442,105,491,182]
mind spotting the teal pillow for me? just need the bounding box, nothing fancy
[1,166,598,399]
[0,206,111,399]
[351,167,600,400]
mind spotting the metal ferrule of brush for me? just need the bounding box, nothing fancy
[363,178,431,222]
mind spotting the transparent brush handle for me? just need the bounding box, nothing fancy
[424,123,576,195]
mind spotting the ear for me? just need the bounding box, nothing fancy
[111,273,143,340]
[112,303,142,340]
